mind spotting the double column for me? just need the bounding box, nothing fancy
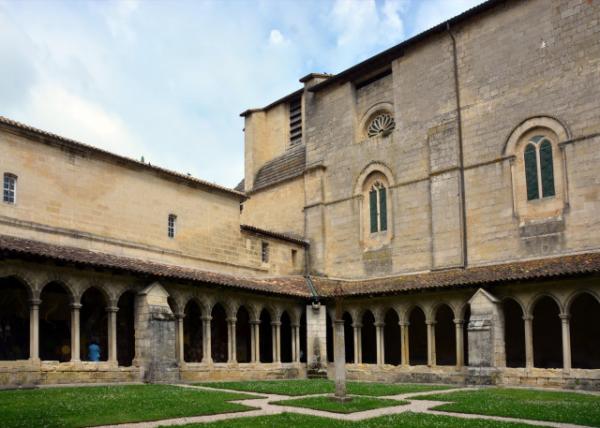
[374,321,385,365]
[249,319,260,363]
[291,323,301,363]
[352,322,362,364]
[175,312,185,364]
[201,315,212,364]
[454,318,465,368]
[271,321,281,363]
[399,321,409,366]
[29,299,41,362]
[106,306,118,363]
[227,317,237,364]
[426,320,436,366]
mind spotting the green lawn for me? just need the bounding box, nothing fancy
[0,384,257,428]
[197,379,453,396]
[271,395,406,413]
[415,388,600,427]
[171,411,537,427]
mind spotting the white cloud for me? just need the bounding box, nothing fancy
[269,29,285,45]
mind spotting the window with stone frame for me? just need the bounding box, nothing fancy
[524,135,556,201]
[167,214,177,238]
[369,181,388,233]
[3,173,17,204]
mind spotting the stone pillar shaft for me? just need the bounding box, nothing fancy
[107,306,119,363]
[272,322,281,363]
[250,320,260,363]
[375,322,385,365]
[292,324,300,362]
[400,323,409,366]
[426,321,436,366]
[227,318,237,363]
[560,314,571,371]
[524,316,534,369]
[454,319,464,368]
[70,303,82,362]
[352,325,362,364]
[176,315,184,363]
[29,299,41,361]
[333,319,347,398]
[202,316,212,364]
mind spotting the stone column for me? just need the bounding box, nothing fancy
[106,306,119,363]
[352,323,362,364]
[375,321,385,365]
[426,320,436,366]
[272,321,281,363]
[523,315,534,369]
[560,313,571,371]
[227,317,237,364]
[175,313,185,364]
[454,318,464,368]
[70,303,82,362]
[250,320,260,363]
[400,322,409,366]
[292,323,300,362]
[29,299,41,362]
[202,315,212,364]
[334,319,347,398]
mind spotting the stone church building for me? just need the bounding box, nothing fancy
[1,0,599,388]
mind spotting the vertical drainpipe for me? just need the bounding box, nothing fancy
[447,22,468,269]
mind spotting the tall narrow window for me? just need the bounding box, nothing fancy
[524,136,556,201]
[261,242,270,263]
[3,173,17,204]
[168,214,177,238]
[369,182,387,233]
[289,98,302,145]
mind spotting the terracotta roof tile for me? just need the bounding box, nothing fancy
[0,234,310,297]
[313,252,600,297]
[241,225,309,246]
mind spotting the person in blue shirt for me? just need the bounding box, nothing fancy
[88,337,101,362]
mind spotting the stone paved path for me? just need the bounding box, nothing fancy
[93,383,596,428]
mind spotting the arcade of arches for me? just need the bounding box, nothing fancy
[1,264,600,387]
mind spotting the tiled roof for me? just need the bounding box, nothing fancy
[0,234,310,297]
[241,224,309,247]
[314,252,600,297]
[234,179,245,192]
[0,116,245,200]
[252,145,306,191]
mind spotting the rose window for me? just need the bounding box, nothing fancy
[367,113,395,138]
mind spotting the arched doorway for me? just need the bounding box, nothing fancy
[80,287,108,362]
[408,306,427,365]
[117,291,136,367]
[343,312,354,363]
[280,311,293,363]
[384,309,400,365]
[532,296,562,368]
[435,304,456,366]
[236,306,252,363]
[40,282,71,362]
[326,313,333,363]
[183,300,203,362]
[503,298,525,367]
[570,293,600,369]
[211,303,228,363]
[361,310,376,364]
[259,309,273,363]
[0,277,29,360]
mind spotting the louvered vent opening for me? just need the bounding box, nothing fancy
[289,98,302,146]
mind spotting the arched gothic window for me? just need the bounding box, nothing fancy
[524,135,555,201]
[369,182,387,233]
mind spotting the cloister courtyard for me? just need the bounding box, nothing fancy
[1,380,599,428]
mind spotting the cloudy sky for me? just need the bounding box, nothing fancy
[0,0,481,187]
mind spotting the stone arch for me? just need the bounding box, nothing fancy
[259,308,273,363]
[280,310,293,363]
[116,289,136,367]
[383,308,401,365]
[236,305,252,363]
[353,161,396,196]
[358,101,395,140]
[0,275,30,360]
[526,293,563,317]
[568,292,600,369]
[408,305,427,365]
[361,309,376,364]
[183,299,203,362]
[503,116,570,156]
[434,304,456,366]
[532,296,562,368]
[564,289,600,314]
[211,302,228,363]
[80,286,109,362]
[40,279,76,304]
[0,273,34,300]
[39,281,72,362]
[502,297,525,367]
[79,283,113,308]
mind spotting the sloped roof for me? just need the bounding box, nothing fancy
[241,224,308,247]
[0,116,245,200]
[252,144,306,191]
[0,234,310,297]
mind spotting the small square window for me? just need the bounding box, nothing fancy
[3,173,17,204]
[261,242,269,263]
[291,249,297,267]
[168,214,177,238]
